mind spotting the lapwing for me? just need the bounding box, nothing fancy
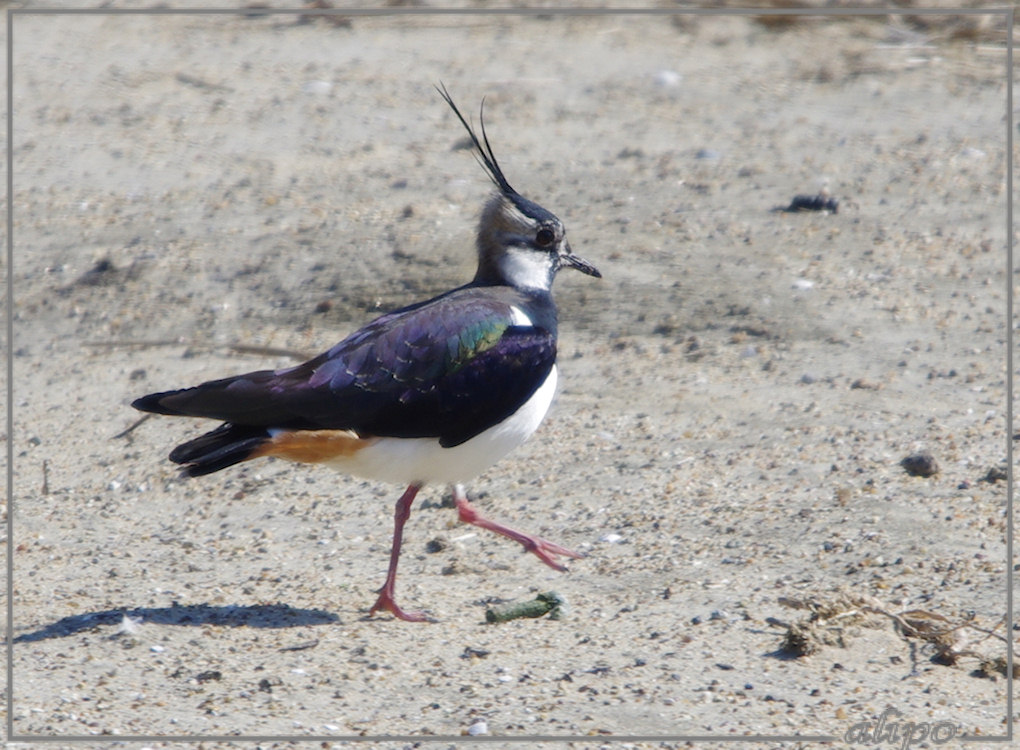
[132,86,601,621]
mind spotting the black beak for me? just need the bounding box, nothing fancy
[561,244,601,278]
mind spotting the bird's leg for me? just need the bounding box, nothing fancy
[452,483,582,571]
[369,483,430,622]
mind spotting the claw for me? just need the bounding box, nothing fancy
[369,588,431,623]
[517,535,584,571]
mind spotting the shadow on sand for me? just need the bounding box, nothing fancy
[11,602,339,643]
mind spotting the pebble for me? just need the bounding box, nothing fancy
[654,69,682,87]
[783,193,839,213]
[900,451,939,477]
[302,80,332,95]
[114,614,143,636]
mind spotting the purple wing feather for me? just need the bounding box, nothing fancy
[132,287,556,447]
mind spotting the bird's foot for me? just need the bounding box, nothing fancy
[368,590,433,622]
[518,535,584,571]
[454,490,583,571]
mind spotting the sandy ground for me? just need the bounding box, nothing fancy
[5,7,1013,748]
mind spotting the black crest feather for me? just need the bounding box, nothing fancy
[436,83,517,197]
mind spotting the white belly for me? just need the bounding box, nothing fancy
[325,365,558,486]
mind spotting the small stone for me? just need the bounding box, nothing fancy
[301,80,332,95]
[981,465,1007,483]
[440,560,468,576]
[784,194,839,213]
[654,69,682,87]
[901,451,939,477]
[850,378,881,390]
[425,537,448,553]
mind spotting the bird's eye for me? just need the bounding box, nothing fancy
[535,228,555,247]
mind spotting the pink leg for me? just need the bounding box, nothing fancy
[453,484,582,571]
[369,483,431,622]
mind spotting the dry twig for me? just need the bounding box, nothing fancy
[776,590,1014,678]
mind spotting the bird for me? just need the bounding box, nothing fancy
[131,85,601,621]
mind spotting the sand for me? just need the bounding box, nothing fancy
[7,7,1012,746]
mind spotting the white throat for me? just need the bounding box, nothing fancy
[497,248,554,291]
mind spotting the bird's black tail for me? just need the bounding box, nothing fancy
[153,420,270,478]
[170,423,270,477]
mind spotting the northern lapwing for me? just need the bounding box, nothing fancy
[132,86,601,621]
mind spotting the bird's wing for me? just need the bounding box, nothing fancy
[132,289,557,448]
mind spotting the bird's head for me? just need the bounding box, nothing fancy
[437,85,601,292]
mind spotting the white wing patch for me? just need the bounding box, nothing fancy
[509,305,533,327]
